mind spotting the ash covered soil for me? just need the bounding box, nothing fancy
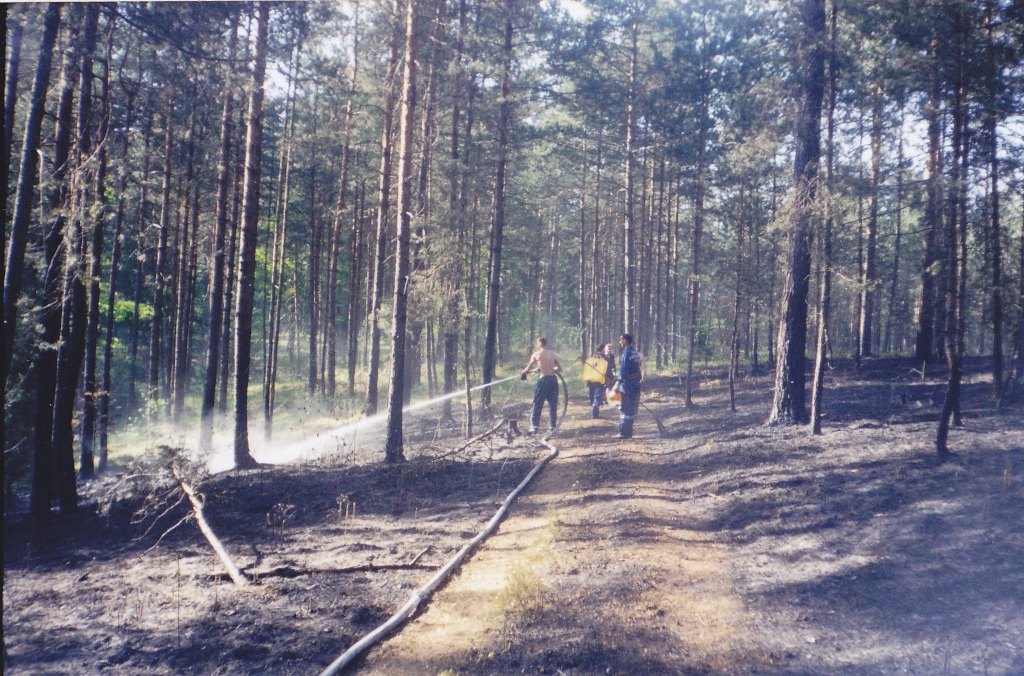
[5,357,1024,674]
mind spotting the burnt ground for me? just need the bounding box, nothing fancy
[4,357,1024,674]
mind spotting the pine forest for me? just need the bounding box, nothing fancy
[3,1,1024,673]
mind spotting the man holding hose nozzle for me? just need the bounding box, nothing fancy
[612,333,643,439]
[521,337,562,434]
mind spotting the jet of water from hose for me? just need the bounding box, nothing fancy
[207,374,524,472]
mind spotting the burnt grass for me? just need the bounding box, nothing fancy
[5,356,1024,674]
[3,425,542,675]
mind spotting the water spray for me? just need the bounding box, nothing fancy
[207,373,532,472]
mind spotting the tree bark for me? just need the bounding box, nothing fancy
[200,16,238,451]
[1014,196,1024,389]
[347,182,365,396]
[622,19,638,333]
[327,4,359,401]
[29,8,79,516]
[884,100,904,355]
[100,84,136,471]
[81,21,112,478]
[171,109,198,422]
[149,102,174,401]
[859,84,882,358]
[914,37,943,366]
[233,1,270,469]
[219,120,245,415]
[937,10,968,457]
[984,1,1003,402]
[384,0,419,464]
[767,0,825,426]
[0,18,21,358]
[365,4,402,416]
[578,139,588,359]
[729,188,746,413]
[441,0,468,422]
[685,41,709,408]
[263,37,300,438]
[2,4,60,393]
[52,4,99,511]
[481,0,515,407]
[810,0,837,435]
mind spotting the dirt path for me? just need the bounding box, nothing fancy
[360,365,1024,674]
[363,396,766,674]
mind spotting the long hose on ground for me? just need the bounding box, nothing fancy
[319,381,563,676]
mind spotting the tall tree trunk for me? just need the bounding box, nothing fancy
[127,116,152,415]
[481,0,515,407]
[52,4,99,511]
[937,11,967,457]
[171,110,198,422]
[219,124,245,414]
[622,20,638,333]
[590,136,602,354]
[810,0,837,435]
[578,139,588,359]
[149,102,174,401]
[884,100,905,355]
[2,5,60,393]
[81,24,113,478]
[441,0,468,422]
[29,8,78,516]
[100,85,136,471]
[347,181,365,396]
[263,39,300,437]
[729,188,746,413]
[859,84,882,358]
[200,17,238,450]
[233,1,270,469]
[0,18,21,388]
[384,0,419,463]
[405,2,440,405]
[670,175,681,363]
[365,5,402,416]
[327,4,359,402]
[307,134,321,396]
[654,154,665,368]
[767,0,825,425]
[984,0,1003,402]
[685,35,710,407]
[0,13,19,229]
[915,37,943,366]
[1014,197,1024,389]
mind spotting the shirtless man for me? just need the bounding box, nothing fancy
[521,337,563,433]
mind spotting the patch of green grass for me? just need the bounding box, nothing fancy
[495,562,548,640]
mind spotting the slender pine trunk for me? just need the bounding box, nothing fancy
[233,1,270,469]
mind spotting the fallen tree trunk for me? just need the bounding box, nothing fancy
[174,468,250,587]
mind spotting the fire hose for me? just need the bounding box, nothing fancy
[319,375,563,675]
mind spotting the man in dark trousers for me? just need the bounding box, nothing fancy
[612,333,643,438]
[521,337,563,433]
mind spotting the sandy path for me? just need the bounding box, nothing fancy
[360,400,760,674]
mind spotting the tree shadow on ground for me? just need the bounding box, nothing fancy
[3,454,537,572]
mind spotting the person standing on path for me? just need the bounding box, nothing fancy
[602,342,617,402]
[521,337,563,433]
[612,333,643,438]
[582,344,611,418]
